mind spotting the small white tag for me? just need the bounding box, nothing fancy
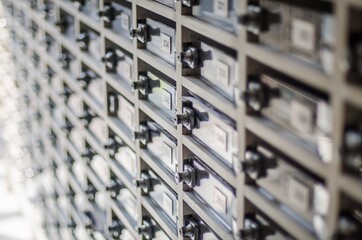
[161,89,172,110]
[214,125,228,152]
[119,97,135,130]
[291,18,316,52]
[161,141,173,164]
[288,176,310,212]
[214,0,228,18]
[313,184,329,215]
[160,33,171,54]
[120,13,130,31]
[162,193,174,216]
[213,187,227,214]
[216,60,230,86]
[290,100,313,133]
[317,101,332,134]
[317,136,333,163]
[118,61,132,81]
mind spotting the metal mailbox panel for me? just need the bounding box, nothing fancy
[85,30,103,62]
[146,71,177,120]
[185,96,238,167]
[145,18,176,66]
[110,1,132,40]
[115,188,138,223]
[114,146,137,178]
[117,95,135,131]
[259,0,335,74]
[254,146,329,233]
[199,41,238,102]
[192,0,238,33]
[259,73,332,162]
[148,170,178,224]
[191,158,235,228]
[146,122,178,174]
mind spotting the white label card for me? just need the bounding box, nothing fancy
[288,176,310,212]
[161,88,172,110]
[214,125,228,152]
[162,193,174,216]
[213,187,227,214]
[291,18,316,52]
[161,141,173,164]
[118,61,132,81]
[160,33,171,54]
[214,0,229,18]
[120,13,130,30]
[216,60,230,86]
[290,100,313,133]
[122,102,135,130]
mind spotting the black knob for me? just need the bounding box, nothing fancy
[78,111,95,125]
[76,31,90,51]
[179,217,199,239]
[40,3,53,17]
[137,218,154,240]
[59,53,72,69]
[77,71,93,88]
[175,164,196,189]
[241,78,279,113]
[55,18,68,33]
[129,24,148,43]
[174,107,195,130]
[67,221,76,229]
[81,148,95,161]
[62,122,74,134]
[343,126,362,172]
[131,75,149,95]
[71,0,85,7]
[241,147,276,180]
[106,178,124,198]
[98,6,120,23]
[134,172,152,195]
[101,49,118,70]
[59,87,73,100]
[239,6,280,35]
[108,219,124,239]
[132,124,150,145]
[85,185,97,201]
[240,214,275,240]
[177,46,199,69]
[104,137,124,156]
[65,155,75,166]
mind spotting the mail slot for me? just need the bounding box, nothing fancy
[133,121,177,174]
[242,144,329,235]
[242,72,333,162]
[176,156,235,229]
[135,169,178,225]
[130,17,176,66]
[240,0,335,73]
[112,184,138,224]
[133,71,176,121]
[176,95,238,167]
[77,28,102,61]
[179,39,238,102]
[102,48,133,84]
[184,0,238,33]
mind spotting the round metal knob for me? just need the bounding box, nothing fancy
[137,218,153,240]
[76,31,90,51]
[177,46,199,69]
[129,24,148,43]
[179,218,198,238]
